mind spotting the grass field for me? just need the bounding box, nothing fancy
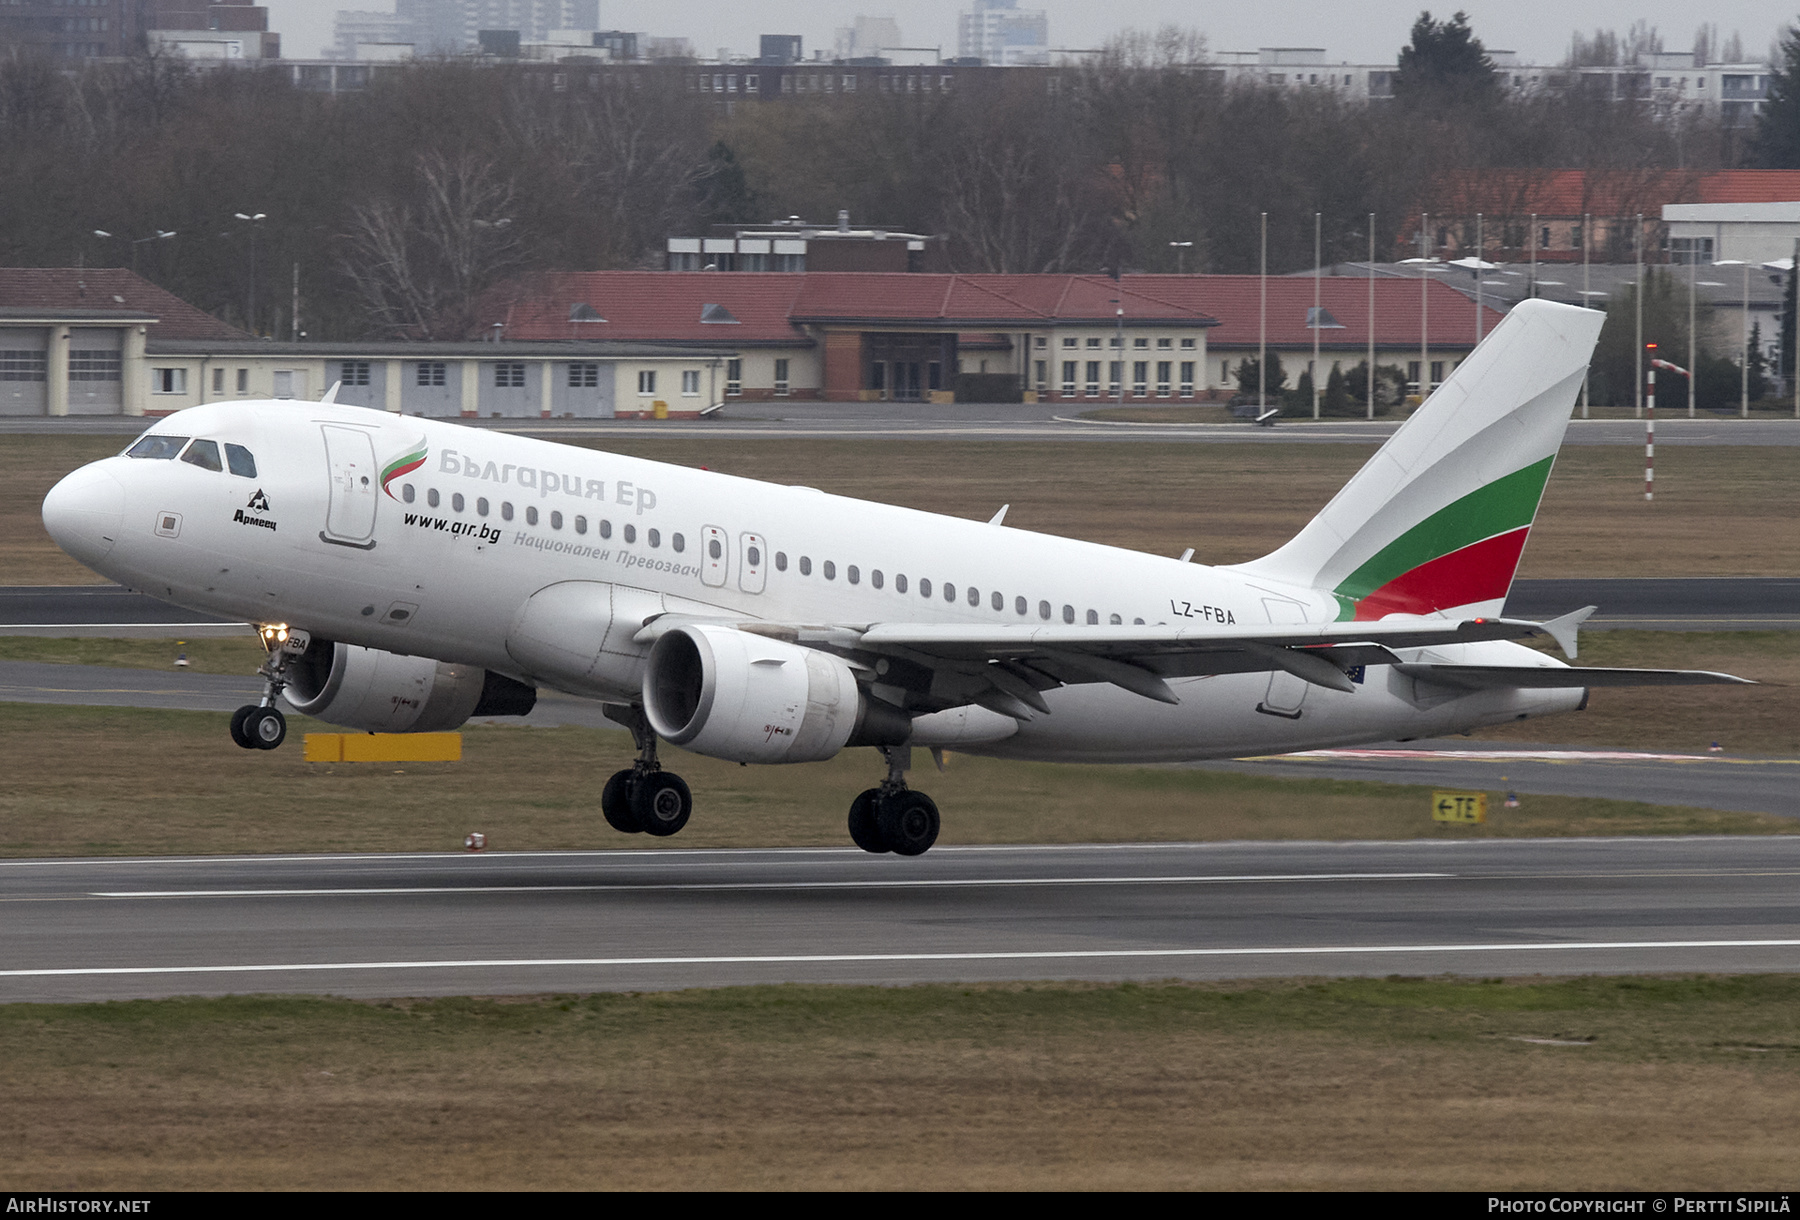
[6,433,1798,583]
[4,975,1796,1189]
[1,700,1790,858]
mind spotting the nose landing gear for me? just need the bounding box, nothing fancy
[230,625,301,750]
[848,746,940,856]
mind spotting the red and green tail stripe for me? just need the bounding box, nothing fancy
[1333,456,1554,620]
[380,438,429,500]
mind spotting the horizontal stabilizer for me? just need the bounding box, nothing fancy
[1395,663,1754,690]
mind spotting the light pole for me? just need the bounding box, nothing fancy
[1258,211,1267,414]
[1713,259,1753,417]
[1168,240,1192,274]
[1367,211,1376,421]
[94,229,175,276]
[1312,211,1321,419]
[235,212,266,337]
[1401,234,1437,404]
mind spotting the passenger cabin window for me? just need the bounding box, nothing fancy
[224,444,256,478]
[179,439,222,472]
[402,484,416,503]
[126,435,188,460]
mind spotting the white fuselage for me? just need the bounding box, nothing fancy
[51,400,1583,762]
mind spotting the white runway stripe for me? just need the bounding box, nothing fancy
[5,939,1799,979]
[90,872,1451,898]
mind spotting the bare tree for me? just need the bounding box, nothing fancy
[341,152,526,339]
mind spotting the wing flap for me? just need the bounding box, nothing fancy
[1395,663,1754,690]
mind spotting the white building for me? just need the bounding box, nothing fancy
[957,0,1048,68]
[1664,202,1800,267]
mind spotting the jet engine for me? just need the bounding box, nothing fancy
[282,639,536,733]
[642,623,909,764]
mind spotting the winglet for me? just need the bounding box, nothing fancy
[321,380,342,404]
[1541,605,1597,659]
[988,504,1009,526]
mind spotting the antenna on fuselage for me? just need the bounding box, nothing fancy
[988,505,1009,526]
[320,380,342,404]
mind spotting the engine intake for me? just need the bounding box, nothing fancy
[643,624,908,764]
[283,639,536,733]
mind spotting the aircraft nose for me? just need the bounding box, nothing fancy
[42,462,125,567]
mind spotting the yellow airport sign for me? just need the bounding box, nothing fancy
[304,732,463,763]
[1432,790,1487,823]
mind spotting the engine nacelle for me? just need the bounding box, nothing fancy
[282,639,536,733]
[643,624,908,764]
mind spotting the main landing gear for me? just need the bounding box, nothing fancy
[600,705,693,837]
[848,746,940,857]
[230,628,295,751]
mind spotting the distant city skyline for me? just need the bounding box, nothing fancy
[266,1,1787,64]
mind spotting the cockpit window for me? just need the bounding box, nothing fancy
[224,443,257,478]
[126,434,189,460]
[179,439,223,472]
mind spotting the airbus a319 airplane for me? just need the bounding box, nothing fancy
[43,300,1745,855]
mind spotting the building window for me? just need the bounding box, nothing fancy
[681,369,700,396]
[1062,337,1077,348]
[637,370,657,395]
[416,362,446,386]
[726,358,742,395]
[69,351,121,382]
[1155,361,1171,397]
[0,351,46,381]
[236,368,248,393]
[773,358,789,396]
[1084,361,1100,396]
[1180,338,1195,350]
[152,368,187,394]
[340,360,371,386]
[568,362,598,388]
[494,362,525,388]
[1179,362,1195,397]
[1061,361,1076,395]
[212,367,225,394]
[1035,360,1047,390]
[1132,361,1148,397]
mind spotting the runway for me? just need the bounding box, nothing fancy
[2,838,1795,1001]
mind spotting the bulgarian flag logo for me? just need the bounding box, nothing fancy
[1333,455,1555,620]
[380,437,428,500]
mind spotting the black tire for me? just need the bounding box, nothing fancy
[631,770,692,837]
[848,788,888,853]
[601,768,643,834]
[247,706,286,751]
[229,705,257,749]
[877,790,939,857]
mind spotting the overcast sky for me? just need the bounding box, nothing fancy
[264,2,1790,66]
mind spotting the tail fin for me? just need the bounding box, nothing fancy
[1227,299,1604,621]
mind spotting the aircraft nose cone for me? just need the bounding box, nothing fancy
[42,463,125,568]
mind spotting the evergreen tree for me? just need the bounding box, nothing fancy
[1590,268,1695,406]
[1233,354,1287,401]
[1342,360,1407,416]
[1289,367,1316,416]
[1750,23,1800,168]
[1393,11,1500,110]
[1323,362,1352,416]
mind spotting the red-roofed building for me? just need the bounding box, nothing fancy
[0,268,248,417]
[495,271,1498,403]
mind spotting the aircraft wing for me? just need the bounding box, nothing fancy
[634,612,1678,718]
